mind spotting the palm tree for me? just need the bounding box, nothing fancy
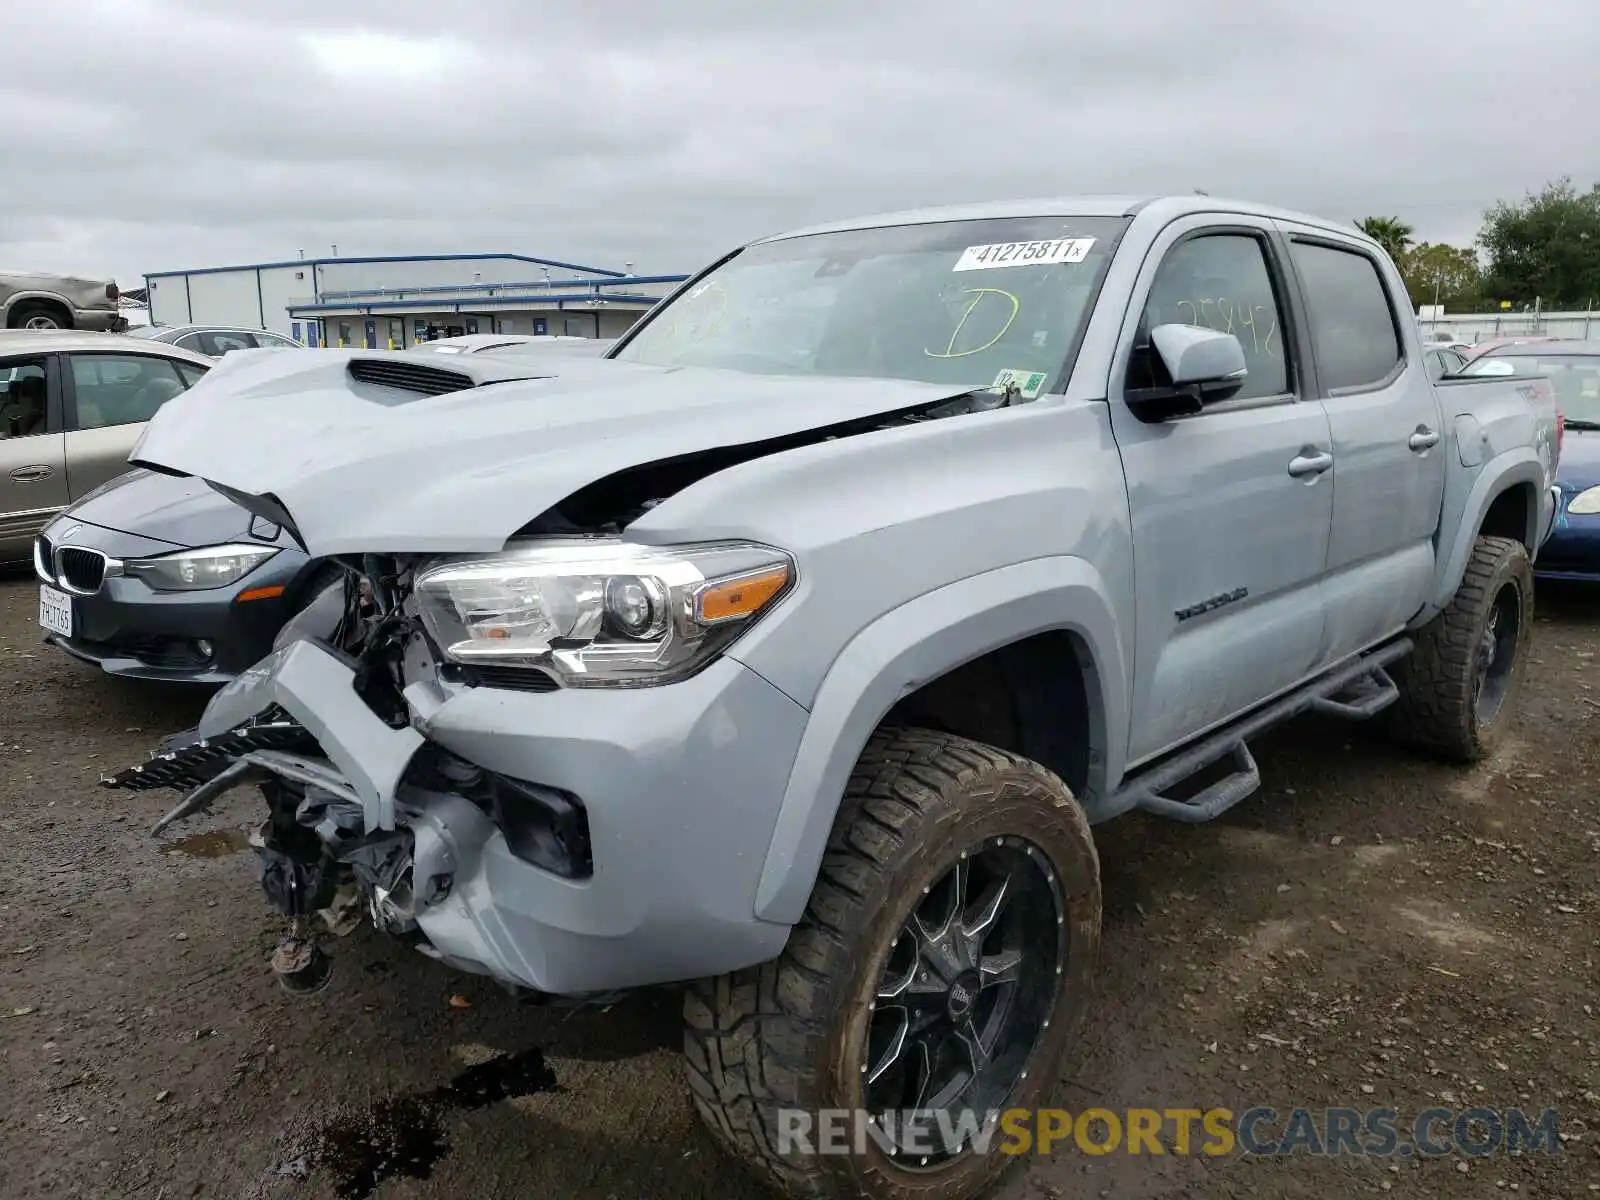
[1356,216,1416,263]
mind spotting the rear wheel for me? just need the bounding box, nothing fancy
[684,727,1101,1199]
[1389,535,1533,762]
[8,301,70,330]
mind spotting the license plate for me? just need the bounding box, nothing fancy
[39,584,73,638]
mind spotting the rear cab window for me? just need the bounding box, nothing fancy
[1289,241,1404,394]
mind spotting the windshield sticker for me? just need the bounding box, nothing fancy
[988,368,1048,399]
[953,238,1096,272]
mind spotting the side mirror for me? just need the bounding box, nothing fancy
[1127,324,1249,421]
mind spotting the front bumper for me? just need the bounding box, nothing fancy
[128,639,811,995]
[1534,505,1600,581]
[34,520,303,683]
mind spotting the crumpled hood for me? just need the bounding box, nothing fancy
[131,348,973,556]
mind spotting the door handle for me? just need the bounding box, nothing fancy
[10,465,54,482]
[1408,427,1441,452]
[1287,450,1333,478]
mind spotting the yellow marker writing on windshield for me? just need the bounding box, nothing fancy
[925,288,1020,359]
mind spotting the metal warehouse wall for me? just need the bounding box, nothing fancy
[258,266,310,336]
[146,275,191,326]
[184,270,265,329]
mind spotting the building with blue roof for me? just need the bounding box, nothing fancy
[143,251,690,348]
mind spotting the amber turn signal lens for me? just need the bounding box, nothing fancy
[235,585,286,603]
[696,565,790,623]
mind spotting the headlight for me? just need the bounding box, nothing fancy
[1566,485,1600,515]
[124,543,280,591]
[414,540,794,688]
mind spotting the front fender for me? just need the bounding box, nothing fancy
[1420,449,1548,622]
[752,556,1127,925]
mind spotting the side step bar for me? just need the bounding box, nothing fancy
[1113,638,1412,824]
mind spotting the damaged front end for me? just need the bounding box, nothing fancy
[104,557,601,999]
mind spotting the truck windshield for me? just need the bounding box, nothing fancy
[1463,352,1600,422]
[615,215,1129,394]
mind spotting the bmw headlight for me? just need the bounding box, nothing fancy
[414,540,794,687]
[1566,485,1600,515]
[124,543,280,591]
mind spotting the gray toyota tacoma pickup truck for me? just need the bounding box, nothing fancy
[105,195,1561,1200]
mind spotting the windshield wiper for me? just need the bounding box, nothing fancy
[1563,419,1600,431]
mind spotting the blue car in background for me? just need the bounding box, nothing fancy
[1463,341,1600,581]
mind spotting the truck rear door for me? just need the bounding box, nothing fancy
[1275,225,1448,665]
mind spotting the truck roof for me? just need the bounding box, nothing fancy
[760,195,1369,246]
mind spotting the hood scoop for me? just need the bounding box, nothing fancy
[347,357,476,397]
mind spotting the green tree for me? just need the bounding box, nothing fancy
[1399,242,1482,312]
[1356,216,1416,263]
[1478,177,1600,309]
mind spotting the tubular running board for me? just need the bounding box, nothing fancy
[1113,638,1413,824]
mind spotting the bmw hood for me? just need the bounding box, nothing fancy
[62,467,256,548]
[130,348,977,557]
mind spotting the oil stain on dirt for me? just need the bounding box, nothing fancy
[279,1047,558,1198]
[163,827,253,858]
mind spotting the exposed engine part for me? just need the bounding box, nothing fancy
[343,833,423,934]
[271,919,332,995]
[259,841,338,916]
[295,784,367,853]
[318,880,364,936]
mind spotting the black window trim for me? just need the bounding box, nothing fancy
[1124,221,1305,418]
[60,350,195,433]
[1285,233,1409,399]
[0,353,66,439]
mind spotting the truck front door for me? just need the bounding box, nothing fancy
[1109,218,1335,765]
[1276,227,1448,665]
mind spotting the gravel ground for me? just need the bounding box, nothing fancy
[0,574,1596,1199]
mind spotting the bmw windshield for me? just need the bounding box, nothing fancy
[614,216,1129,397]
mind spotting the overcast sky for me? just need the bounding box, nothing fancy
[2,0,1596,286]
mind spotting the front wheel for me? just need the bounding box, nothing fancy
[684,727,1101,1200]
[1389,534,1534,763]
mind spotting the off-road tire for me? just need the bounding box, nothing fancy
[7,301,70,330]
[683,726,1101,1200]
[1389,535,1533,763]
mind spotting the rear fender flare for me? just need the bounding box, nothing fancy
[752,556,1127,925]
[1423,451,1546,620]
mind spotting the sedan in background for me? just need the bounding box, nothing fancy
[34,468,335,684]
[126,324,304,356]
[1,332,211,566]
[1422,344,1469,380]
[1463,335,1560,361]
[1462,341,1600,581]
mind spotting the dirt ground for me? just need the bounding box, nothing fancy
[1,574,1596,1200]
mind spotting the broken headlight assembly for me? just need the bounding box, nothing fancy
[413,540,794,687]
